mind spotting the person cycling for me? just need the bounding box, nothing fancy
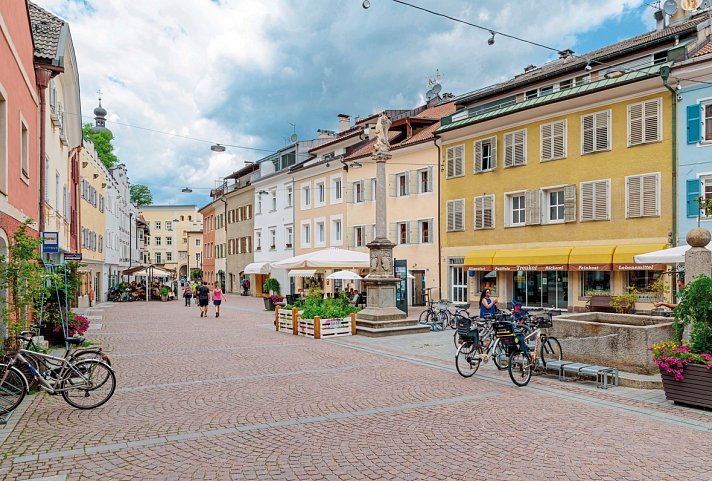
[479,288,497,318]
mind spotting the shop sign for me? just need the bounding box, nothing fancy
[569,264,612,271]
[41,232,59,253]
[64,252,82,261]
[613,263,666,271]
[494,264,568,272]
[467,266,492,271]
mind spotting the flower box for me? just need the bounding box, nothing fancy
[660,363,712,409]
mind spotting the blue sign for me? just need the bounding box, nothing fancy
[41,232,59,253]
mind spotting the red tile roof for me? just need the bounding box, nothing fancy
[693,41,712,58]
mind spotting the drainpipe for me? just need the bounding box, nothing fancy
[35,67,52,234]
[660,65,678,300]
[434,136,442,299]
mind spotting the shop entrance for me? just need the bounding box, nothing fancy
[511,271,568,309]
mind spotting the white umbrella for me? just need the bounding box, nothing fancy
[634,244,712,264]
[326,270,362,280]
[271,248,369,269]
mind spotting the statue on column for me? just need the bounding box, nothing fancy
[373,112,391,155]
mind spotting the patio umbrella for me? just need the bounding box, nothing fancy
[326,270,363,280]
[633,244,712,264]
[271,248,369,269]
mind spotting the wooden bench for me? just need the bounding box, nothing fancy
[585,295,615,312]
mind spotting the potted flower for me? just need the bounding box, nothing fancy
[650,275,712,409]
[263,278,281,310]
[268,294,284,311]
[610,286,638,314]
[159,286,170,302]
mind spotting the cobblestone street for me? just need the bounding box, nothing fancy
[1,295,711,481]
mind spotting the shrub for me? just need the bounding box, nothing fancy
[263,277,281,294]
[52,313,90,338]
[610,286,638,314]
[159,286,170,297]
[301,294,359,320]
[674,275,712,353]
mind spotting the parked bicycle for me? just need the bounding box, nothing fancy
[0,334,116,414]
[418,288,450,331]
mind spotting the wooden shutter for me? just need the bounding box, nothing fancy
[504,133,514,167]
[410,170,418,195]
[594,111,610,151]
[514,130,526,165]
[627,176,642,218]
[564,184,576,223]
[642,174,659,216]
[541,123,553,161]
[582,113,594,154]
[388,174,397,197]
[409,221,418,244]
[580,182,594,221]
[446,145,463,178]
[474,140,483,173]
[628,102,644,146]
[644,99,660,143]
[687,104,702,144]
[447,201,455,231]
[484,195,494,228]
[490,137,498,170]
[594,180,609,220]
[426,167,434,193]
[552,121,565,159]
[474,197,484,229]
[525,189,541,225]
[447,200,464,231]
[687,178,701,218]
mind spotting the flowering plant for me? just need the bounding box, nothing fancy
[649,341,712,381]
[268,294,284,305]
[52,314,90,337]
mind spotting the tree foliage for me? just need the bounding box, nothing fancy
[675,276,712,354]
[82,123,118,169]
[130,184,153,206]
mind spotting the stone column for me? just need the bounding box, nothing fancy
[683,227,712,340]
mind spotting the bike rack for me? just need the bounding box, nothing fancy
[0,410,12,426]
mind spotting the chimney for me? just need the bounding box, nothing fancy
[654,9,665,31]
[337,114,350,133]
[523,64,537,72]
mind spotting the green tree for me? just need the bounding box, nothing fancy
[130,184,153,206]
[82,123,118,169]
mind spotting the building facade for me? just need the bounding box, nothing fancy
[139,205,202,276]
[199,203,216,284]
[224,165,257,293]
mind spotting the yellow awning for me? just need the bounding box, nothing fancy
[464,249,496,270]
[492,247,571,271]
[569,245,615,270]
[613,244,668,264]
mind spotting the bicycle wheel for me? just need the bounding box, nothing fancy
[540,336,562,368]
[418,309,431,325]
[0,365,27,414]
[72,349,112,367]
[60,360,116,410]
[455,342,481,377]
[453,331,463,348]
[492,342,509,370]
[508,351,532,387]
[444,310,455,329]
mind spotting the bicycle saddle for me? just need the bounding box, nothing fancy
[65,336,85,345]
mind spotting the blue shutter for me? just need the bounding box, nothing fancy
[687,104,701,144]
[687,178,701,218]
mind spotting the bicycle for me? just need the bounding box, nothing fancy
[455,314,512,377]
[505,312,562,387]
[0,335,116,414]
[418,289,447,331]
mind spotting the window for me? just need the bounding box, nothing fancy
[503,129,526,167]
[575,74,590,86]
[397,222,408,244]
[396,173,408,197]
[196,239,201,246]
[0,91,6,192]
[580,271,611,297]
[316,220,325,246]
[331,177,343,203]
[98,235,103,253]
[626,173,659,218]
[286,186,293,207]
[628,98,661,146]
[302,184,311,209]
[146,236,151,246]
[580,180,610,221]
[55,171,60,211]
[446,145,464,178]
[370,178,377,201]
[180,215,184,221]
[628,270,664,300]
[270,190,277,211]
[705,103,712,141]
[154,221,161,230]
[155,237,162,246]
[507,193,526,227]
[539,85,554,96]
[99,194,104,213]
[20,119,28,179]
[581,110,611,154]
[559,79,572,90]
[255,230,262,250]
[540,120,567,161]
[525,89,538,100]
[166,236,172,246]
[155,252,162,264]
[474,137,497,173]
[418,167,433,193]
[256,195,263,215]
[419,219,433,243]
[269,228,276,249]
[286,226,293,248]
[354,226,365,247]
[353,181,364,203]
[449,257,468,303]
[166,251,173,262]
[166,221,172,231]
[446,199,465,232]
[474,195,495,230]
[301,222,311,247]
[331,217,342,245]
[316,180,326,205]
[188,215,192,221]
[544,185,576,223]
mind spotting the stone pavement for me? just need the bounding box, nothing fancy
[0,293,710,480]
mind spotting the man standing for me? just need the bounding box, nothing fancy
[197,281,211,318]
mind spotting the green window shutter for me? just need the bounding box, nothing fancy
[687,105,701,144]
[687,178,701,218]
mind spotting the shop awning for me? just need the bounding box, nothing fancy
[568,245,616,271]
[613,244,667,270]
[492,247,571,271]
[244,262,271,274]
[464,249,496,271]
[288,269,321,278]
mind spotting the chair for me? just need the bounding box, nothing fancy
[285,294,295,305]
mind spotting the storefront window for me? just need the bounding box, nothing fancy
[627,270,663,300]
[512,271,568,309]
[474,271,497,296]
[580,271,611,297]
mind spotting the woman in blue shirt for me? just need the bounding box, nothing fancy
[479,288,498,317]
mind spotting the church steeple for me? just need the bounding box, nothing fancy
[93,96,108,132]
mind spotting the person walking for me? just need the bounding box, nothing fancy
[183,284,193,307]
[242,278,250,296]
[212,282,224,317]
[197,281,211,317]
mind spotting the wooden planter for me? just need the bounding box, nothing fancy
[275,307,356,339]
[660,363,712,409]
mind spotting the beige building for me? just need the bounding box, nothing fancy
[138,205,202,277]
[224,165,257,293]
[185,230,203,281]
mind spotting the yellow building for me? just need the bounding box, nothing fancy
[78,140,107,305]
[138,205,202,277]
[436,25,693,311]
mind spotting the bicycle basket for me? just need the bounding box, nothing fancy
[456,316,472,334]
[493,320,515,338]
[533,314,553,329]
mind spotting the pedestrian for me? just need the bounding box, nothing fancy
[183,284,193,307]
[242,278,250,296]
[197,281,210,317]
[212,282,224,317]
[88,285,94,307]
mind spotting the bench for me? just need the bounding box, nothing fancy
[585,295,615,312]
[545,360,619,389]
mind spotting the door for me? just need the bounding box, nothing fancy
[450,263,467,303]
[412,270,425,306]
[394,259,408,315]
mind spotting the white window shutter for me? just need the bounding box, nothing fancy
[409,221,418,244]
[455,200,464,231]
[446,147,454,178]
[553,121,566,159]
[454,145,464,177]
[627,176,642,217]
[644,99,660,143]
[363,180,371,202]
[564,184,576,222]
[595,111,610,151]
[474,140,483,173]
[409,170,418,195]
[642,174,659,216]
[582,114,594,154]
[446,202,454,231]
[629,102,643,145]
[525,189,541,225]
[484,195,494,228]
[474,196,483,229]
[580,182,594,221]
[491,137,498,170]
[388,174,397,197]
[595,180,609,220]
[515,130,526,165]
[504,133,514,167]
[541,123,553,161]
[428,219,434,243]
[427,167,434,192]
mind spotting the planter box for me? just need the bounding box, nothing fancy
[299,316,353,339]
[660,363,712,409]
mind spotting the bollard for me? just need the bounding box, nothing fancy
[275,305,281,332]
[314,315,321,340]
[292,307,299,335]
[350,313,357,335]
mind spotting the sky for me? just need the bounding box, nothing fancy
[33,0,657,207]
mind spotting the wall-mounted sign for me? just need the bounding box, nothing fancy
[64,252,83,261]
[41,232,59,253]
